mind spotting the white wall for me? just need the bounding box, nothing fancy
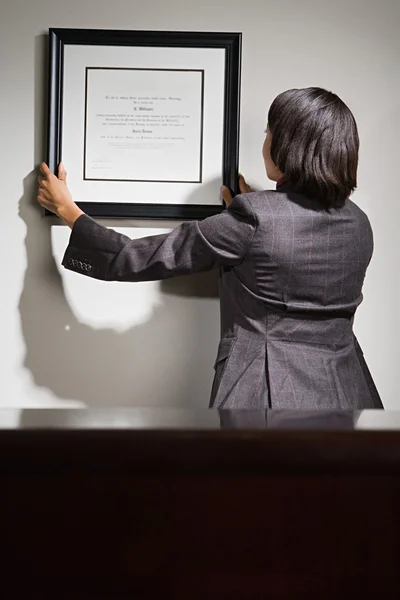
[1,0,399,408]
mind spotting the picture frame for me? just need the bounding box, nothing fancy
[47,28,242,220]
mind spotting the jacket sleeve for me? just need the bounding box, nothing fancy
[61,194,257,282]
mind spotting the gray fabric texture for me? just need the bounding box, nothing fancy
[62,183,383,409]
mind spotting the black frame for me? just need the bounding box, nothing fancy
[47,28,242,220]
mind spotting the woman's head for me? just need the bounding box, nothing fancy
[263,87,359,208]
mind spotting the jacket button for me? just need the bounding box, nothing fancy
[68,258,73,266]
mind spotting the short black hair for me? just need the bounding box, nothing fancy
[268,87,359,208]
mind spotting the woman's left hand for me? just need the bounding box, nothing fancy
[37,162,83,228]
[221,173,251,207]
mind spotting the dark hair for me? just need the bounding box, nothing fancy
[268,87,359,208]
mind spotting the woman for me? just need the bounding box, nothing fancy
[37,87,383,410]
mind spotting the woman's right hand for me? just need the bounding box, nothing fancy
[220,173,251,207]
[37,162,84,228]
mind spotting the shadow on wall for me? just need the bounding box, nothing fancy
[18,174,220,407]
[17,34,220,408]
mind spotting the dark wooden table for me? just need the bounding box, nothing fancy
[1,408,400,598]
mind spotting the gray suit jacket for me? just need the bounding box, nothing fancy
[63,183,383,410]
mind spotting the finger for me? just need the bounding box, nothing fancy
[37,193,48,207]
[238,173,250,194]
[37,188,48,201]
[37,194,53,210]
[221,185,233,207]
[58,162,67,181]
[39,162,52,178]
[38,183,51,199]
[38,198,56,214]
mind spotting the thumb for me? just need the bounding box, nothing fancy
[238,173,251,194]
[58,162,67,182]
[221,185,233,207]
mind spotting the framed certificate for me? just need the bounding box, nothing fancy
[47,29,242,219]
